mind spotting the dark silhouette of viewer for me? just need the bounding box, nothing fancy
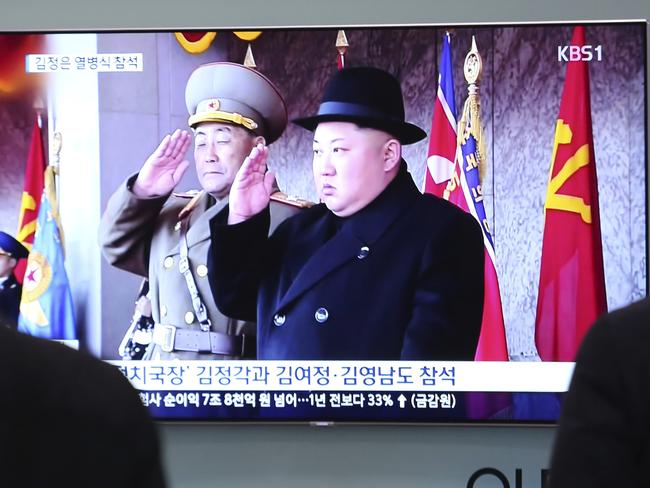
[0,321,166,487]
[548,296,650,488]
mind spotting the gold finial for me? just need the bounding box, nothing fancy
[243,44,256,68]
[458,36,487,184]
[335,30,349,55]
[464,35,483,86]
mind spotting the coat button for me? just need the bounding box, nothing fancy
[314,307,329,323]
[273,313,286,326]
[357,246,370,259]
[184,312,195,324]
[196,264,208,277]
[163,256,174,269]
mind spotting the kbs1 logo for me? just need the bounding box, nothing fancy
[557,44,603,62]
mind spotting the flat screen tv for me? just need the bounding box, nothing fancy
[0,20,646,423]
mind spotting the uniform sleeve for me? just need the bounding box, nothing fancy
[548,316,642,488]
[208,206,271,322]
[400,210,484,360]
[98,174,169,278]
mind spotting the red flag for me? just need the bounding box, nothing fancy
[440,36,509,362]
[535,26,607,362]
[15,115,46,282]
[446,120,509,362]
[423,34,457,197]
[446,73,510,417]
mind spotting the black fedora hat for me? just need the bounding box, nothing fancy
[293,67,426,145]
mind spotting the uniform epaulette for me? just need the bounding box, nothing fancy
[270,191,314,208]
[177,190,205,220]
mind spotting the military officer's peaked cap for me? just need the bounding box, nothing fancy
[0,232,28,259]
[185,62,288,144]
[293,66,426,145]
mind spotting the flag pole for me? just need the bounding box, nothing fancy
[422,32,458,197]
[49,132,65,255]
[449,35,509,362]
[456,36,486,190]
[335,30,348,70]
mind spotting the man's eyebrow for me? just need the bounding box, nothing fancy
[195,127,232,136]
[313,137,345,144]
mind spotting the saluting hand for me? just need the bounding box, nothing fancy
[228,143,275,225]
[133,129,192,197]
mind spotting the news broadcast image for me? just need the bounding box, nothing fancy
[0,22,646,422]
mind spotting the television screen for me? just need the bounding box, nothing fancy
[0,21,646,423]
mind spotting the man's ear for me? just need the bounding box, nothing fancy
[8,258,17,269]
[254,135,266,146]
[383,138,402,172]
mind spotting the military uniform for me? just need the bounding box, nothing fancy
[99,176,301,359]
[0,232,29,329]
[0,274,22,329]
[99,62,300,360]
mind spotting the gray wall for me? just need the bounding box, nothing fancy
[1,1,648,487]
[0,99,33,236]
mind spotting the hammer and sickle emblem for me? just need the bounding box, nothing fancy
[544,120,592,224]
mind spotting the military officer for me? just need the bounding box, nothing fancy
[99,62,302,360]
[208,67,485,360]
[0,232,29,330]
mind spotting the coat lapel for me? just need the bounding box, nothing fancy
[276,163,419,311]
[165,193,226,256]
[276,221,364,310]
[186,194,227,248]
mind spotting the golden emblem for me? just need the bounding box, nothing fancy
[463,36,483,85]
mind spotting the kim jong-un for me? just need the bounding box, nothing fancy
[208,67,485,360]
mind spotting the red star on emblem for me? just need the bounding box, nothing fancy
[26,268,37,283]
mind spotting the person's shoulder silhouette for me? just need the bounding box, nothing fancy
[0,323,166,487]
[549,297,650,488]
